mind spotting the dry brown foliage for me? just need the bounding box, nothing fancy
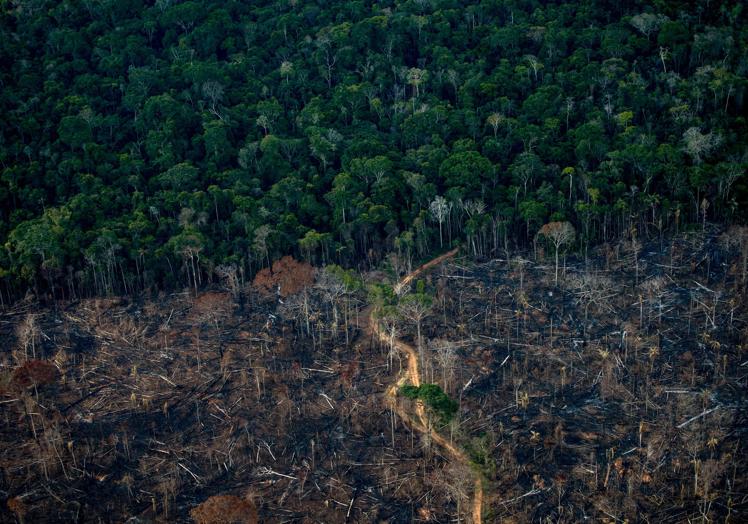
[7,496,27,521]
[190,494,258,524]
[252,256,314,297]
[10,359,58,390]
[190,291,232,322]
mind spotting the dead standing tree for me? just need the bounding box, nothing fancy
[315,268,347,343]
[189,291,232,374]
[430,195,452,249]
[620,234,643,286]
[435,460,474,524]
[215,264,241,301]
[15,313,40,362]
[537,221,576,286]
[379,311,401,371]
[399,291,433,375]
[253,256,315,299]
[569,272,618,326]
[638,276,672,331]
[430,338,457,395]
[720,226,748,291]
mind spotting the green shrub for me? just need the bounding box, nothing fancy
[399,383,458,423]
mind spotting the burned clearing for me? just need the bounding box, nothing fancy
[418,227,747,522]
[1,227,747,523]
[0,269,466,523]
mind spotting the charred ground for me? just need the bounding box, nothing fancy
[416,226,747,522]
[0,268,463,523]
[1,227,747,523]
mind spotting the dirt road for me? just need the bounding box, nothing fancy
[368,249,483,523]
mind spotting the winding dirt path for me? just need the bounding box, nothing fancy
[368,249,483,523]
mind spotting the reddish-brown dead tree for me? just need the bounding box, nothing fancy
[253,256,314,297]
[190,494,258,524]
[10,360,58,391]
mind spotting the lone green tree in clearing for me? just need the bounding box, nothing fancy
[537,221,576,286]
[400,383,458,424]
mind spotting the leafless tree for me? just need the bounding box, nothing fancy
[569,272,617,321]
[436,461,473,523]
[16,313,40,362]
[179,244,202,295]
[315,268,347,340]
[620,236,643,285]
[629,13,667,41]
[638,276,671,330]
[564,97,574,130]
[658,46,669,73]
[253,225,272,269]
[315,31,342,89]
[380,313,401,371]
[431,338,457,394]
[201,81,224,119]
[524,54,543,82]
[720,225,748,290]
[682,127,722,164]
[215,264,240,300]
[279,60,293,83]
[404,67,426,99]
[430,195,451,248]
[256,114,270,136]
[399,293,433,372]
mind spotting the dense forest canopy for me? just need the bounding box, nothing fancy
[0,0,746,301]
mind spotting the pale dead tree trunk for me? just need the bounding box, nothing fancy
[315,36,338,89]
[659,46,668,73]
[399,295,432,375]
[254,364,266,397]
[215,264,240,300]
[17,313,39,362]
[621,234,643,287]
[439,461,472,524]
[316,268,346,341]
[430,196,451,248]
[432,339,457,394]
[741,235,748,290]
[486,113,502,138]
[302,289,311,338]
[407,67,428,100]
[537,222,576,286]
[342,292,351,346]
[381,315,400,371]
[720,226,748,292]
[23,396,38,442]
[525,54,542,82]
[700,197,709,232]
[193,328,201,373]
[180,247,202,295]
